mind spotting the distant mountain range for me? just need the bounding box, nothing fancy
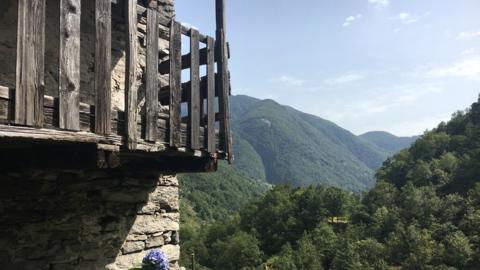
[230,95,417,191]
[359,131,418,156]
[179,94,418,221]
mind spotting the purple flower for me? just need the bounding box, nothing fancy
[142,250,169,270]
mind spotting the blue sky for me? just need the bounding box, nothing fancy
[176,0,480,136]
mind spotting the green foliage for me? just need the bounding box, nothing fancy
[231,95,394,191]
[179,97,480,270]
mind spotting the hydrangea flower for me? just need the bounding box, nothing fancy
[142,250,169,270]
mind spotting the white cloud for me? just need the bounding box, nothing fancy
[390,12,430,25]
[461,48,476,56]
[342,14,363,27]
[270,75,307,87]
[426,56,480,80]
[458,30,480,40]
[354,83,444,114]
[379,115,451,136]
[368,0,390,8]
[323,73,365,85]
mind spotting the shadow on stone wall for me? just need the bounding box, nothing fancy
[0,170,180,270]
[0,0,142,110]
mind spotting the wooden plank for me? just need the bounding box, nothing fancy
[159,73,222,104]
[216,0,233,162]
[59,0,81,131]
[206,37,216,153]
[125,0,138,149]
[15,0,46,127]
[136,6,209,43]
[169,20,182,148]
[188,29,201,150]
[95,0,112,135]
[158,43,231,75]
[145,0,159,142]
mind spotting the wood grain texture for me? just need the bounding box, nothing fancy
[59,0,81,131]
[94,0,112,135]
[188,29,201,150]
[15,0,46,127]
[145,0,159,142]
[216,0,233,162]
[125,0,138,149]
[169,20,182,148]
[159,73,222,104]
[206,37,216,153]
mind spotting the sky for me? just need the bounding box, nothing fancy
[175,0,480,136]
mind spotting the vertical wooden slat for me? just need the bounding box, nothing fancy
[125,0,138,149]
[15,0,46,127]
[59,0,81,131]
[188,29,201,150]
[216,0,233,162]
[145,0,158,142]
[169,20,182,148]
[206,37,216,153]
[94,0,112,135]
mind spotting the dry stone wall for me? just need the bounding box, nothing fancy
[0,0,186,269]
[0,0,174,111]
[0,171,180,270]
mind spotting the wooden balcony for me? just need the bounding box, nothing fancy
[0,0,232,172]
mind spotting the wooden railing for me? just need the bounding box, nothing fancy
[9,0,232,160]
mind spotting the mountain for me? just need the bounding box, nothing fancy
[231,95,391,191]
[182,96,480,270]
[360,131,418,155]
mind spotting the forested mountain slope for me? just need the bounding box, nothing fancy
[232,95,390,191]
[360,131,417,155]
[182,96,480,270]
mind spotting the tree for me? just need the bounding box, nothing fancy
[331,239,363,270]
[212,231,264,270]
[443,231,473,268]
[355,238,388,270]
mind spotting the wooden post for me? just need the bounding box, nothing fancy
[169,20,182,148]
[59,0,81,131]
[206,37,216,153]
[216,0,232,162]
[145,0,159,142]
[94,0,112,135]
[15,0,46,127]
[188,29,201,150]
[125,0,138,149]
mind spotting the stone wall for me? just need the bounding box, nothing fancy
[0,171,180,270]
[0,0,174,111]
[0,1,189,269]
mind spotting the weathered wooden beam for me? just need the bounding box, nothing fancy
[15,0,46,127]
[59,0,81,131]
[206,37,216,153]
[1,87,217,152]
[125,0,138,149]
[158,44,231,75]
[159,47,206,75]
[216,0,233,162]
[169,20,182,148]
[95,0,112,135]
[145,0,159,142]
[159,73,222,104]
[119,153,218,173]
[135,5,209,43]
[188,29,201,150]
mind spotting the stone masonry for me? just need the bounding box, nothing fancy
[0,0,175,110]
[0,171,180,270]
[0,0,186,269]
